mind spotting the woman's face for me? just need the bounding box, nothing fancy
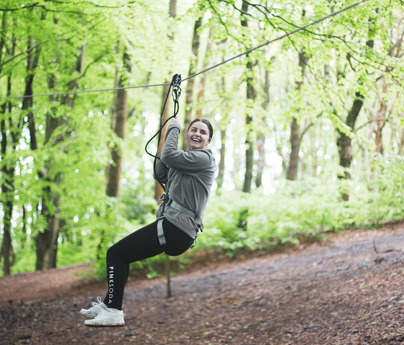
[187,121,211,150]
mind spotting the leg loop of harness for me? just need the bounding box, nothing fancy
[157,218,166,246]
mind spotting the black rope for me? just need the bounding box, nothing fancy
[1,0,369,100]
[145,74,182,192]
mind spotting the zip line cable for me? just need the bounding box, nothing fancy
[182,0,369,82]
[1,0,369,100]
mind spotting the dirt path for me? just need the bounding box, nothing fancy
[1,224,403,345]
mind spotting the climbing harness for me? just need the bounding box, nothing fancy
[157,194,203,246]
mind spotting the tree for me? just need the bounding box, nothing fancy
[286,49,309,181]
[241,0,256,193]
[106,42,131,198]
[183,7,204,150]
[155,0,177,202]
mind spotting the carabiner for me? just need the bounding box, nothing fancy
[171,74,182,103]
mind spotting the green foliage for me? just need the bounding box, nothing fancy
[1,0,403,279]
[200,157,404,253]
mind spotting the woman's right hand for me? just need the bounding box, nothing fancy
[168,117,180,127]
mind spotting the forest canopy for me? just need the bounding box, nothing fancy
[0,0,403,276]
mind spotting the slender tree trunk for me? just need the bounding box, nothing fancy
[153,0,177,299]
[287,118,300,180]
[0,12,6,76]
[398,128,404,155]
[287,50,308,180]
[337,91,364,185]
[24,36,40,151]
[195,27,213,119]
[0,13,16,275]
[106,45,131,197]
[216,128,226,192]
[183,13,203,150]
[256,69,270,188]
[337,21,374,197]
[241,1,256,193]
[155,0,177,202]
[1,108,16,275]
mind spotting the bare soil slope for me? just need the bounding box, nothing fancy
[1,224,403,345]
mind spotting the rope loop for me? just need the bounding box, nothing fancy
[145,73,182,192]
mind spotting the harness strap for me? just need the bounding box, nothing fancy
[156,196,202,246]
[157,218,166,246]
[165,198,201,224]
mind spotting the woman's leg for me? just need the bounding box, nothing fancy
[102,218,195,310]
[103,221,164,310]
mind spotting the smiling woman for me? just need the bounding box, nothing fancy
[186,118,213,151]
[80,117,216,327]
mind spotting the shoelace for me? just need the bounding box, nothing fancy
[91,296,103,307]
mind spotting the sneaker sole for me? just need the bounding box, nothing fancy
[84,322,125,327]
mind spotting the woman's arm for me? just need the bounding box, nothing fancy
[153,158,169,183]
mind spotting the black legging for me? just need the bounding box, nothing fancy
[103,218,194,310]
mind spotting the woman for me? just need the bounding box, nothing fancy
[81,117,216,326]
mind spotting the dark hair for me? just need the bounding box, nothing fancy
[187,118,214,139]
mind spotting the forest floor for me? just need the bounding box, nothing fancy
[0,223,403,345]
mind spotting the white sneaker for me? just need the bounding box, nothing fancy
[84,308,125,327]
[80,297,107,318]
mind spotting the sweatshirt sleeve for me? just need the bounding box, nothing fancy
[160,124,213,174]
[153,158,169,184]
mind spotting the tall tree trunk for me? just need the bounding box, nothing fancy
[398,128,404,155]
[287,50,308,180]
[155,0,177,202]
[183,13,203,150]
[36,42,85,270]
[0,11,6,76]
[195,27,213,119]
[216,128,226,193]
[0,79,16,275]
[241,1,256,193]
[106,45,131,197]
[337,19,374,198]
[216,73,227,194]
[337,91,364,183]
[24,35,41,151]
[256,68,270,188]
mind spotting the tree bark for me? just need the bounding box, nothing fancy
[183,13,203,150]
[0,95,16,275]
[216,128,226,192]
[106,45,130,198]
[398,128,404,155]
[256,69,270,188]
[195,27,213,119]
[337,21,374,191]
[287,50,308,180]
[337,91,364,183]
[241,1,256,193]
[24,35,41,151]
[0,11,6,76]
[154,0,177,202]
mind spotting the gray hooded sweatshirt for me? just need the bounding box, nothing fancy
[154,124,216,239]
